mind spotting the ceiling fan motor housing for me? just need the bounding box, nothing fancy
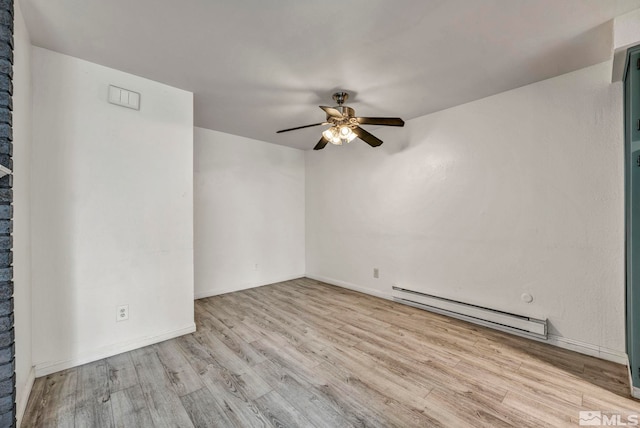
[328,106,355,122]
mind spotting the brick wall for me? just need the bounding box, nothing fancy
[0,0,14,425]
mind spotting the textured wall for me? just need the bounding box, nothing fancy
[31,47,194,374]
[194,127,305,298]
[306,61,625,360]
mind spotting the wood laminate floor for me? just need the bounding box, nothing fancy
[22,278,640,427]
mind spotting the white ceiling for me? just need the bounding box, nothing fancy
[19,0,640,150]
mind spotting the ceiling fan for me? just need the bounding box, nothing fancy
[276,92,405,150]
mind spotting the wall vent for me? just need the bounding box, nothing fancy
[108,85,141,110]
[392,286,547,340]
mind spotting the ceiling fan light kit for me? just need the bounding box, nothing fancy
[277,91,405,150]
[322,125,357,146]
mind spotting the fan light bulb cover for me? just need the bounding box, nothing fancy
[341,126,356,143]
[346,130,356,143]
[323,126,356,146]
[322,128,334,140]
[323,128,340,145]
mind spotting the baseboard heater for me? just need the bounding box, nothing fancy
[392,286,547,340]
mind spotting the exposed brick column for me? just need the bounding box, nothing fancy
[0,0,14,426]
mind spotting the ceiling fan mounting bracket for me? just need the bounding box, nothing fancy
[332,91,349,106]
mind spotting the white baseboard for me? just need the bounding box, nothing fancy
[195,274,306,299]
[306,274,628,366]
[626,355,638,399]
[34,323,196,377]
[305,274,393,301]
[546,335,628,365]
[16,366,35,427]
[625,354,640,399]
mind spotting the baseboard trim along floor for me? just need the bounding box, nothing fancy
[306,274,627,365]
[34,323,196,377]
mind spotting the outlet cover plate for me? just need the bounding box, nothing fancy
[117,305,129,322]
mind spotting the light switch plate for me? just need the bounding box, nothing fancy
[108,85,141,110]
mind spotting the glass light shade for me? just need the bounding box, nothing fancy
[322,126,356,146]
[339,126,357,143]
[346,130,356,143]
[323,127,343,145]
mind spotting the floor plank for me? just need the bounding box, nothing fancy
[252,359,354,428]
[74,360,114,428]
[179,387,234,428]
[129,348,195,428]
[198,367,272,428]
[105,353,138,394]
[154,340,204,397]
[110,385,154,428]
[22,369,77,428]
[21,278,640,427]
[252,390,315,428]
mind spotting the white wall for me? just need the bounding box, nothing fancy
[13,2,33,423]
[306,61,625,361]
[194,127,305,298]
[614,8,640,50]
[31,47,195,374]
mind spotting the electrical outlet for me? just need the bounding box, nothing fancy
[117,305,129,322]
[373,268,379,279]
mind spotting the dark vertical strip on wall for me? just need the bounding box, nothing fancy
[0,0,14,426]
